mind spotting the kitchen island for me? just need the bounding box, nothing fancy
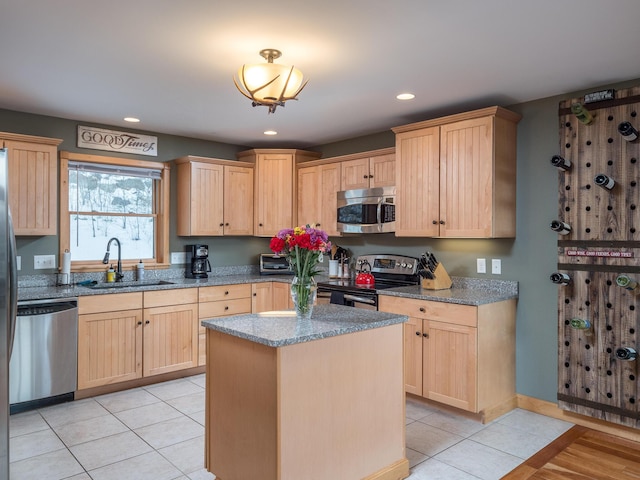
[201,304,409,480]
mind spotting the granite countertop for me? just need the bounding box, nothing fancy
[380,277,518,306]
[201,304,407,347]
[17,273,293,302]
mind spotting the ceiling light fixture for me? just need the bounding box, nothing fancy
[396,93,415,100]
[263,130,278,136]
[234,49,308,114]
[124,117,140,122]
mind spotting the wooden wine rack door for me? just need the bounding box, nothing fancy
[556,86,640,428]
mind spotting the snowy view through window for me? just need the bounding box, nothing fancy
[69,169,155,261]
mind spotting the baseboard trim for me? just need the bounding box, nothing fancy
[363,458,410,480]
[516,394,640,442]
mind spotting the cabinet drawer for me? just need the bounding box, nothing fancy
[199,284,251,302]
[379,295,477,327]
[199,297,252,321]
[144,288,198,308]
[79,292,143,315]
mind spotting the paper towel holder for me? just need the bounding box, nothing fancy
[57,249,72,286]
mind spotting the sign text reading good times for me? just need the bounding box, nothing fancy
[77,125,158,156]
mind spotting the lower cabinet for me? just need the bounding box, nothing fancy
[198,284,252,366]
[251,282,273,313]
[378,295,516,420]
[272,281,293,310]
[77,288,199,390]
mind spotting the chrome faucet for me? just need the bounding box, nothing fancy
[102,237,124,282]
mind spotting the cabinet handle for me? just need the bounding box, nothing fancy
[219,223,224,227]
[259,223,263,227]
[363,175,368,179]
[253,292,257,296]
[439,220,445,225]
[432,220,438,225]
[137,321,142,326]
[145,320,150,324]
[224,291,229,295]
[225,223,229,226]
[419,307,425,313]
[369,174,373,178]
[224,306,229,311]
[423,332,429,338]
[415,331,421,336]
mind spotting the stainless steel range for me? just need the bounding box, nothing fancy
[317,254,420,310]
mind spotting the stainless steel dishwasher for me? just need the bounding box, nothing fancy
[9,297,78,413]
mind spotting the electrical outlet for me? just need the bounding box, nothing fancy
[476,258,486,274]
[171,252,187,264]
[34,254,56,269]
[492,258,502,274]
[16,256,21,271]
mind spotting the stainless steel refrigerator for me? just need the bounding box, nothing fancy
[0,147,17,480]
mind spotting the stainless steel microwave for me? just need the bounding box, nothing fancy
[336,186,396,234]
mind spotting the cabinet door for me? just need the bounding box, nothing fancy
[77,309,143,389]
[5,140,58,235]
[340,158,370,190]
[143,303,199,377]
[440,116,494,237]
[272,282,293,310]
[177,162,224,236]
[224,165,254,235]
[297,165,320,226]
[395,127,441,236]
[318,163,341,236]
[369,154,395,188]
[252,282,273,313]
[255,153,294,236]
[404,316,424,395]
[423,320,477,412]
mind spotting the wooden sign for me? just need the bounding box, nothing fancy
[77,125,158,156]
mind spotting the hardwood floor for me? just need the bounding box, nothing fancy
[502,424,640,479]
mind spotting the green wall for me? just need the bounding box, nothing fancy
[3,76,639,403]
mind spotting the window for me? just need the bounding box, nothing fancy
[60,151,170,271]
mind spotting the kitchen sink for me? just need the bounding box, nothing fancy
[81,280,175,290]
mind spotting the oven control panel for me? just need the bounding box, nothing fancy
[355,254,418,275]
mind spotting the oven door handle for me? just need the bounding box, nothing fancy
[343,293,376,305]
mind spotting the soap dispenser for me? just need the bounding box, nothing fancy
[106,265,116,283]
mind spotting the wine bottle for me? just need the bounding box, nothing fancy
[618,121,639,142]
[594,174,615,190]
[550,220,571,235]
[570,102,594,125]
[569,318,592,333]
[615,347,637,361]
[550,272,571,285]
[615,274,639,291]
[551,155,571,171]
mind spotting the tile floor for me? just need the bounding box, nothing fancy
[9,373,574,480]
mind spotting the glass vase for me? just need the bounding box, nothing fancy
[290,276,317,320]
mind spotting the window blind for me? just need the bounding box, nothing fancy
[68,160,163,180]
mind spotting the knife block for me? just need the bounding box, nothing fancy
[421,263,452,290]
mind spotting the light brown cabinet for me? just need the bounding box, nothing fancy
[237,149,320,236]
[1,132,62,236]
[198,284,252,366]
[77,289,199,390]
[296,162,341,235]
[393,106,520,238]
[340,153,395,190]
[379,295,516,422]
[251,282,273,313]
[272,281,293,310]
[175,156,254,236]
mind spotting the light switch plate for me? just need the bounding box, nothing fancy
[476,258,486,274]
[171,252,187,264]
[492,258,502,274]
[34,254,56,269]
[16,256,21,271]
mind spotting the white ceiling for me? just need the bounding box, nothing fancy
[2,0,640,149]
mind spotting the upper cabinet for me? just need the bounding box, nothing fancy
[237,149,320,237]
[393,107,521,238]
[341,152,395,190]
[296,162,341,236]
[175,156,254,236]
[0,132,62,236]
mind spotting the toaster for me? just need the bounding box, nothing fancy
[259,254,293,275]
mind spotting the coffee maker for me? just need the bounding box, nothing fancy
[185,244,212,279]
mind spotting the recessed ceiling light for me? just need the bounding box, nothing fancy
[124,117,140,123]
[396,93,415,100]
[264,130,278,136]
